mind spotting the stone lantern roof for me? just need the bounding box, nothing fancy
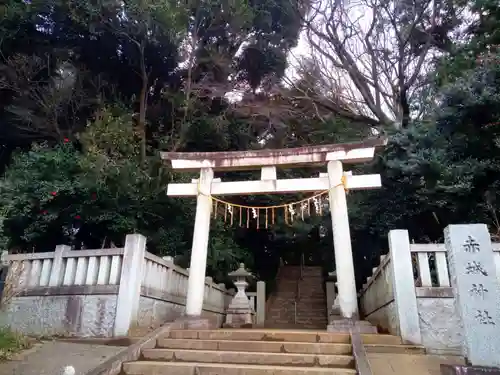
[228,263,254,279]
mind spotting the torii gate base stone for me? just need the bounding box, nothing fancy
[163,138,386,331]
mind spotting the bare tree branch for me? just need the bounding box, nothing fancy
[294,0,460,128]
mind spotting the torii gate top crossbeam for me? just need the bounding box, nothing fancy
[161,137,387,171]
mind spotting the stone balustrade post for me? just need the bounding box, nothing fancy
[388,230,422,344]
[49,245,71,287]
[113,234,146,336]
[256,281,266,327]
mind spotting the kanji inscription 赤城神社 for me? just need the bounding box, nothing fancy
[463,235,481,253]
[469,283,488,298]
[475,309,495,325]
[465,261,488,276]
[445,224,500,367]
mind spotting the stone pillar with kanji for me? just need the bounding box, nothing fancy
[441,224,500,374]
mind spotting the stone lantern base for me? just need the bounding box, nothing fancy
[223,307,255,328]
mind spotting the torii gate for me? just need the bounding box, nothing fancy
[162,137,387,327]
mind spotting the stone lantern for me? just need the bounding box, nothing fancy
[223,263,255,328]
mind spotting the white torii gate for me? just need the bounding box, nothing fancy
[162,138,387,325]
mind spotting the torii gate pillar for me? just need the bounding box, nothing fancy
[328,160,358,320]
[185,164,214,317]
[162,138,386,330]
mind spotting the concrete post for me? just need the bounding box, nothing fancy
[256,281,266,326]
[185,165,214,317]
[327,160,358,319]
[388,230,422,344]
[114,234,147,336]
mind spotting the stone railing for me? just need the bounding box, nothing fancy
[140,252,233,328]
[359,229,500,355]
[5,246,124,292]
[1,234,233,337]
[410,242,500,289]
[358,254,395,334]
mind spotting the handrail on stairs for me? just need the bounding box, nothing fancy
[265,257,284,319]
[294,252,305,324]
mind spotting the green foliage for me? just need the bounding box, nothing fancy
[2,0,500,290]
[0,327,31,361]
[0,141,85,249]
[0,106,252,280]
[351,51,500,244]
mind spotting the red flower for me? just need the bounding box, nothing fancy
[41,210,48,215]
[91,193,97,200]
[63,138,70,143]
[50,191,57,196]
[75,215,81,220]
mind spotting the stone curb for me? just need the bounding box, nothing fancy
[83,322,179,375]
[350,330,373,375]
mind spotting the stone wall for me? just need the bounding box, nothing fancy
[0,234,233,337]
[3,290,118,337]
[137,295,226,330]
[416,292,463,355]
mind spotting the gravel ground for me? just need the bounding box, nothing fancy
[0,341,124,375]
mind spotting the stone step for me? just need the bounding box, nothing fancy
[364,344,425,354]
[361,334,402,345]
[265,321,327,327]
[296,303,326,306]
[123,361,357,375]
[297,303,326,313]
[296,320,328,323]
[265,324,328,330]
[297,294,325,298]
[165,330,351,343]
[296,313,327,316]
[295,317,328,321]
[263,325,328,330]
[157,338,352,355]
[142,349,354,367]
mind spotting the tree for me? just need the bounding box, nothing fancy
[350,49,500,245]
[0,53,100,142]
[299,0,465,128]
[68,0,186,164]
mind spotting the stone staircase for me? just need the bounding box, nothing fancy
[265,266,327,329]
[121,329,426,375]
[296,267,328,328]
